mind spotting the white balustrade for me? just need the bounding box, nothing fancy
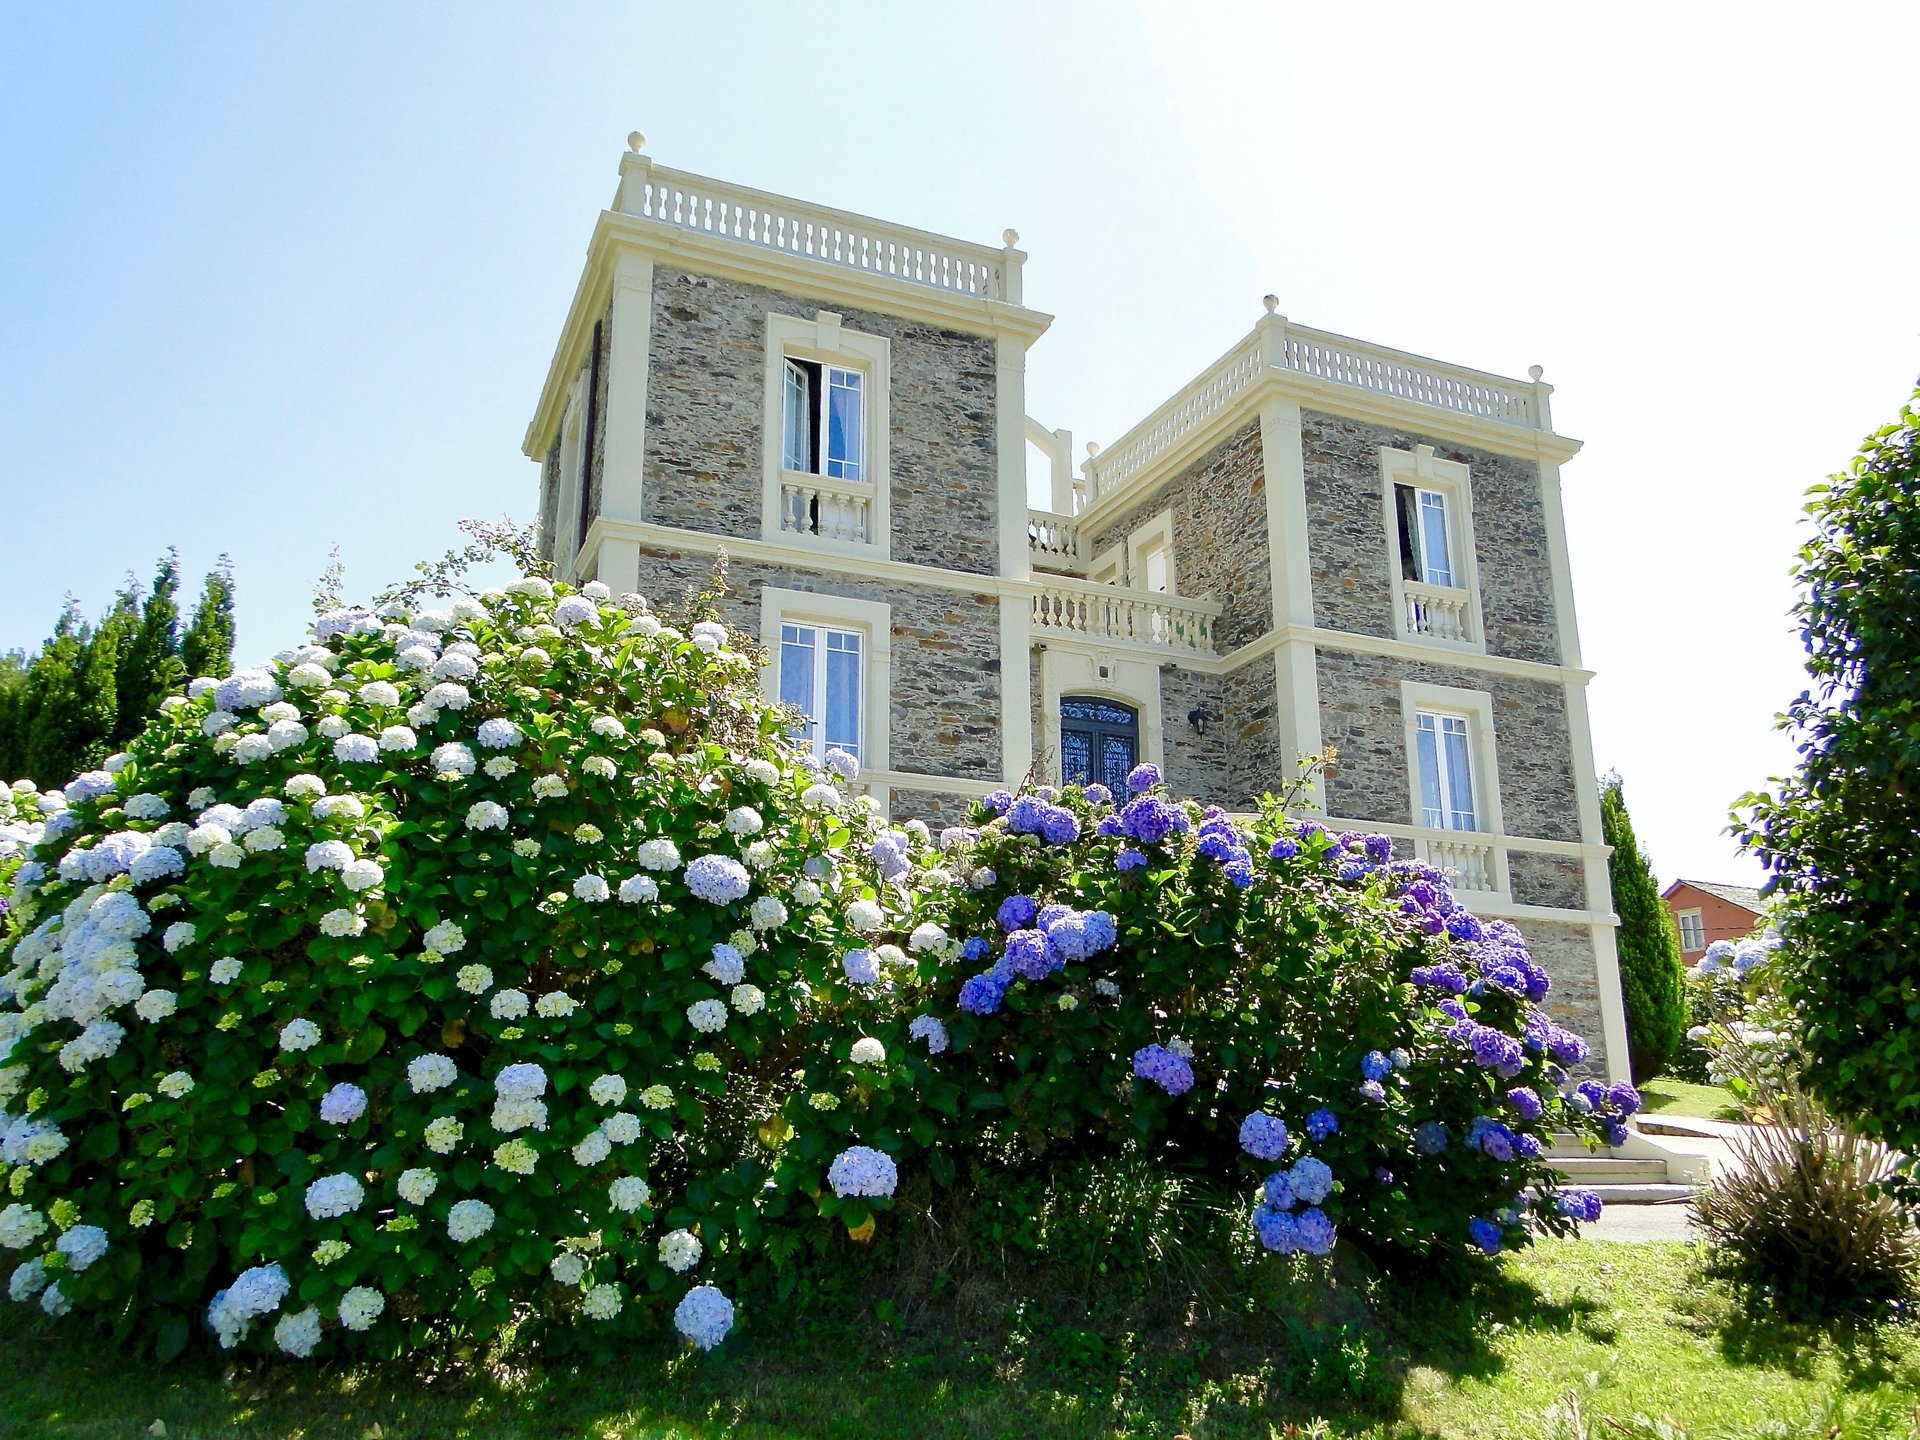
[1417,833,1503,894]
[1086,320,1547,504]
[1026,510,1086,572]
[1403,581,1476,644]
[1030,577,1218,655]
[622,159,1015,301]
[779,474,873,545]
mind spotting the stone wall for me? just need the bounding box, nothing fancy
[888,788,982,827]
[1314,648,1580,843]
[1088,421,1272,652]
[627,546,1003,783]
[641,270,1000,575]
[1517,920,1607,1075]
[1224,656,1289,808]
[1509,851,1588,912]
[1299,410,1561,665]
[537,435,561,564]
[1160,667,1230,803]
[584,301,612,535]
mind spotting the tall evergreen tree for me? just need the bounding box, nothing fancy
[181,557,236,681]
[114,549,185,744]
[1601,774,1688,1082]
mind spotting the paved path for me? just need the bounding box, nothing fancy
[1579,1201,1698,1242]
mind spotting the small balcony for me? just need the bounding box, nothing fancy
[1027,509,1086,574]
[778,471,875,546]
[1030,575,1218,656]
[1402,580,1477,646]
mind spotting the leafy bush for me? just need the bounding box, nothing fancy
[0,576,907,1358]
[1738,383,1920,1160]
[817,776,1630,1267]
[0,566,1630,1363]
[1680,933,1802,1101]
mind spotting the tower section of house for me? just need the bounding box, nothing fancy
[524,136,1051,823]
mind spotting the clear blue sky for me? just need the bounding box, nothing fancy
[4,2,1917,887]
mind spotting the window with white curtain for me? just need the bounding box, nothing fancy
[778,622,862,762]
[1395,483,1455,587]
[781,359,865,482]
[1677,909,1705,951]
[1414,710,1478,831]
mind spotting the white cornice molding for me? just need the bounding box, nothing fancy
[525,212,1054,460]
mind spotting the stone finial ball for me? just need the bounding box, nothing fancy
[627,131,647,153]
[1086,441,1101,456]
[1002,228,1020,247]
[1263,294,1280,314]
[1528,364,1545,381]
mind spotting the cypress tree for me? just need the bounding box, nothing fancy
[181,558,236,681]
[114,549,185,745]
[1601,774,1688,1082]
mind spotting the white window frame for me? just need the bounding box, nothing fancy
[1088,541,1125,587]
[1379,445,1484,652]
[762,311,891,557]
[1676,908,1705,951]
[1399,681,1505,836]
[553,375,588,576]
[1126,510,1176,595]
[759,586,892,776]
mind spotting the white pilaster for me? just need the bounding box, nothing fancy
[995,335,1032,581]
[998,594,1033,783]
[599,250,655,526]
[1256,378,1325,803]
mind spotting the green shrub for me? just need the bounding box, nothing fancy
[1600,777,1686,1083]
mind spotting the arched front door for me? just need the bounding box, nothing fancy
[1060,696,1139,794]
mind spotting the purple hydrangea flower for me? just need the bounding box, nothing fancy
[1125,763,1161,793]
[1546,1028,1591,1066]
[997,894,1037,931]
[1083,783,1112,805]
[1557,1189,1604,1222]
[1506,1086,1545,1122]
[1268,836,1299,861]
[1410,963,1470,995]
[1444,911,1486,943]
[1414,1121,1449,1155]
[1336,859,1373,883]
[1115,847,1147,871]
[983,790,1013,814]
[1224,859,1254,888]
[1006,796,1046,835]
[1040,807,1081,845]
[1363,834,1394,865]
[1004,929,1059,980]
[1356,1079,1387,1104]
[1607,1081,1643,1116]
[958,972,1007,1016]
[1096,815,1126,838]
[1118,796,1178,845]
[1239,1111,1289,1161]
[1464,1025,1524,1071]
[1132,1044,1194,1096]
[1305,1108,1338,1141]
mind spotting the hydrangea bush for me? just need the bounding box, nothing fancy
[0,568,1632,1362]
[805,770,1630,1263]
[0,577,905,1358]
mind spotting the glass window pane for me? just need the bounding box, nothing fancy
[824,634,860,757]
[1415,716,1444,828]
[1060,729,1092,786]
[783,362,811,473]
[1418,490,1453,587]
[825,368,863,481]
[779,625,816,746]
[1441,717,1476,830]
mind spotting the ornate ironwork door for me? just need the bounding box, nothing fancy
[1060,696,1139,793]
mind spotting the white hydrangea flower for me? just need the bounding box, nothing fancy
[275,1307,323,1357]
[490,989,530,1020]
[583,1284,623,1321]
[162,922,196,952]
[743,840,775,871]
[423,921,465,955]
[319,908,365,938]
[535,991,578,1018]
[157,1070,194,1099]
[659,1229,703,1273]
[851,1037,887,1067]
[572,1130,613,1165]
[430,742,476,776]
[338,1286,385,1331]
[279,1018,322,1051]
[465,800,509,831]
[209,956,243,984]
[687,999,728,1034]
[588,1074,627,1106]
[573,874,610,903]
[424,1117,463,1153]
[304,1173,364,1220]
[608,1176,650,1212]
[550,1252,587,1287]
[341,858,385,892]
[724,806,763,836]
[749,896,787,931]
[378,725,417,752]
[134,989,177,1022]
[909,922,949,954]
[312,794,365,822]
[532,775,568,801]
[243,825,286,852]
[407,1054,459,1093]
[358,680,401,707]
[730,984,765,1016]
[744,758,779,786]
[618,874,658,904]
[446,1198,494,1242]
[636,837,681,871]
[846,899,884,932]
[455,963,493,995]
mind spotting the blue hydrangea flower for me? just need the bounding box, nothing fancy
[1118,796,1178,845]
[1252,1203,1299,1253]
[1288,1155,1334,1204]
[1546,1027,1591,1066]
[1125,763,1161,793]
[1505,1086,1544,1122]
[1468,1217,1503,1254]
[1115,847,1147,870]
[1360,1051,1391,1081]
[983,790,1013,814]
[1197,832,1236,862]
[1356,1079,1387,1104]
[1239,1111,1289,1161]
[1131,1044,1194,1096]
[1295,1207,1336,1256]
[1444,910,1486,942]
[1463,1024,1523,1072]
[961,936,992,963]
[1336,859,1373,883]
[1363,834,1394,864]
[1079,911,1117,953]
[1410,962,1470,995]
[1096,815,1126,838]
[1268,836,1299,861]
[1414,1121,1449,1156]
[1004,929,1059,980]
[1607,1081,1642,1116]
[957,972,1006,1016]
[1514,1132,1543,1159]
[1557,1189,1604,1222]
[996,894,1037,931]
[1224,859,1254,888]
[1040,807,1081,845]
[1262,1170,1296,1209]
[1036,903,1072,930]
[1006,796,1046,835]
[1083,783,1112,805]
[1305,1108,1338,1141]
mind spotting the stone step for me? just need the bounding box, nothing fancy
[1549,1155,1672,1183]
[1581,1183,1699,1206]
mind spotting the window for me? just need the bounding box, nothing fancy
[781,359,865,481]
[779,622,863,763]
[1060,697,1138,794]
[1395,483,1454,587]
[1677,909,1705,951]
[762,312,891,552]
[1414,710,1478,831]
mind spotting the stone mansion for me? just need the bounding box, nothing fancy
[527,136,1630,1081]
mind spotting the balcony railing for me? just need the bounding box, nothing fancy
[617,150,1020,303]
[1030,576,1218,655]
[1402,581,1476,645]
[1084,315,1553,505]
[1416,831,1505,894]
[778,472,873,545]
[1027,509,1086,573]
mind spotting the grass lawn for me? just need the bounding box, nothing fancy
[2,1240,1915,1440]
[1637,1079,1748,1124]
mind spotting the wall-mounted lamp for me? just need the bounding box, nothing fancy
[1187,706,1218,736]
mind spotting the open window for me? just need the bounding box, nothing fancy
[1394,483,1454,587]
[1379,445,1482,649]
[763,312,890,553]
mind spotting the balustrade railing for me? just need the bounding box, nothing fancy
[1026,510,1086,572]
[1402,581,1476,644]
[1029,577,1218,655]
[620,155,1016,302]
[778,473,873,545]
[1085,318,1549,505]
